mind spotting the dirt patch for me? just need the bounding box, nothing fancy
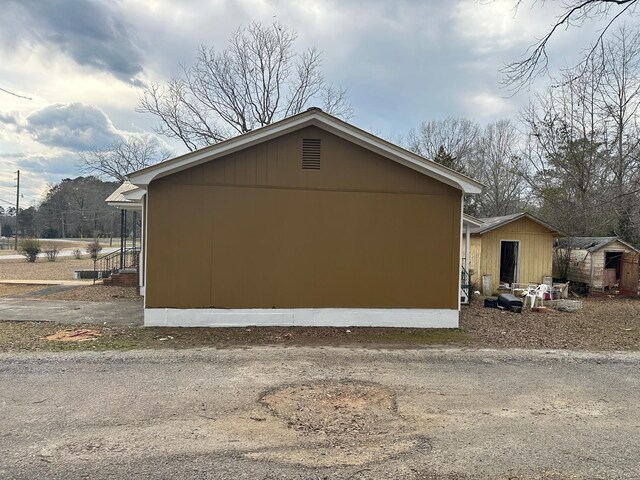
[45,329,102,342]
[244,380,426,467]
[262,381,396,436]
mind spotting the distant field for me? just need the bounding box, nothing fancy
[0,256,94,280]
[0,237,124,255]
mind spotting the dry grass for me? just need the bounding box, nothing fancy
[0,323,469,353]
[1,288,639,353]
[461,296,640,351]
[0,284,49,298]
[41,285,141,302]
[0,238,119,256]
[0,256,94,280]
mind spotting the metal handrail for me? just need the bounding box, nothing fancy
[460,266,472,304]
[93,247,140,284]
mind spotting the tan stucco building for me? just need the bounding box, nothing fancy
[110,109,482,327]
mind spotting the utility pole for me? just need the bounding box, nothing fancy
[14,170,19,250]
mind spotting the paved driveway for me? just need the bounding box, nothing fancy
[0,297,143,326]
[0,347,638,479]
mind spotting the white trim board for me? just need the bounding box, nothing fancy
[144,308,459,328]
[128,110,482,194]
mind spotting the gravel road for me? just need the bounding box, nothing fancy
[1,347,638,479]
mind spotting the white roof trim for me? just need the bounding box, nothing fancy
[597,238,640,253]
[128,110,483,194]
[108,201,142,211]
[106,181,144,209]
[463,214,484,227]
[122,188,145,201]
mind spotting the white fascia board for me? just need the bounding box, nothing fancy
[463,214,484,227]
[144,308,459,328]
[107,201,142,211]
[122,188,146,201]
[313,118,483,194]
[128,112,482,194]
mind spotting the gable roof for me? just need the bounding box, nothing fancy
[469,212,561,235]
[555,236,640,253]
[463,213,484,227]
[127,108,483,194]
[106,181,143,209]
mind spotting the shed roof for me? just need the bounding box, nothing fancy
[555,236,640,253]
[127,108,483,194]
[469,212,561,235]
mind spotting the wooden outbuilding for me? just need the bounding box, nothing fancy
[463,213,560,294]
[553,237,640,295]
[112,108,483,328]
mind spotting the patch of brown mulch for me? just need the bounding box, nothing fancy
[40,285,142,302]
[461,296,640,351]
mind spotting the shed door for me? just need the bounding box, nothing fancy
[500,241,519,285]
[619,252,639,297]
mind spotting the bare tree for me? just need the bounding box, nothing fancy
[79,136,172,182]
[504,0,640,90]
[406,117,480,172]
[139,22,352,151]
[597,26,640,241]
[518,65,613,236]
[470,120,529,217]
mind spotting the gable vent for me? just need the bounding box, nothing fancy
[302,138,321,170]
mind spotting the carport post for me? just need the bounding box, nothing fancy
[465,224,471,284]
[120,209,125,271]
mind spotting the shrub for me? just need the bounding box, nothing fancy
[72,249,82,259]
[86,240,102,260]
[43,243,60,262]
[18,238,41,263]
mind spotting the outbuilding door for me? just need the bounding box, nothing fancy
[619,252,639,297]
[499,240,519,286]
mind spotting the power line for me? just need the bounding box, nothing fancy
[0,87,32,100]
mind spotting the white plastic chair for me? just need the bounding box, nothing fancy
[524,284,549,309]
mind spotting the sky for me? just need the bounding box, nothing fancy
[0,0,631,206]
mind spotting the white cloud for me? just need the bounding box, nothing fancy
[451,0,558,54]
[2,0,637,202]
[461,92,515,119]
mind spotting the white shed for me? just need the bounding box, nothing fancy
[553,237,640,295]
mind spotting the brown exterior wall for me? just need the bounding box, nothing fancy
[464,217,555,293]
[145,126,462,310]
